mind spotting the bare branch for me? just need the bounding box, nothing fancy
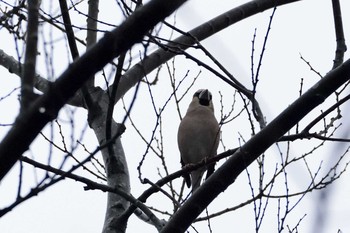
[21,0,40,111]
[0,0,188,181]
[331,0,347,69]
[160,56,350,232]
[113,0,301,103]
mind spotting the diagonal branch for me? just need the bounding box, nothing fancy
[113,0,301,103]
[19,155,164,230]
[0,49,87,107]
[0,0,188,181]
[160,58,350,232]
[58,0,97,114]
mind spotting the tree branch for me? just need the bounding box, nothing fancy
[0,0,188,181]
[85,0,100,88]
[331,0,347,69]
[0,49,49,93]
[160,58,350,232]
[113,0,301,102]
[21,0,40,111]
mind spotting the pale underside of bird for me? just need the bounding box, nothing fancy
[177,89,220,193]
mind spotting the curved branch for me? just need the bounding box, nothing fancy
[19,155,166,230]
[0,0,188,181]
[113,0,301,102]
[0,49,86,107]
[119,148,238,222]
[160,57,350,232]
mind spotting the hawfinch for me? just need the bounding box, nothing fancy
[177,89,220,192]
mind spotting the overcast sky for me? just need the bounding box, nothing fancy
[1,0,350,232]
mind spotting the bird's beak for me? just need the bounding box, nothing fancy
[198,89,211,106]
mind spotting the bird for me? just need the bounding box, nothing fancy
[177,89,220,193]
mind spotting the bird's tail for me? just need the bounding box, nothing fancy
[184,173,191,188]
[205,163,215,180]
[191,170,204,193]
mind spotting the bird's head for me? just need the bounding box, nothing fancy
[191,89,215,113]
[193,89,212,106]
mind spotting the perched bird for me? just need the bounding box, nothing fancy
[177,89,220,193]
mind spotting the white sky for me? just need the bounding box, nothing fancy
[0,0,350,232]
